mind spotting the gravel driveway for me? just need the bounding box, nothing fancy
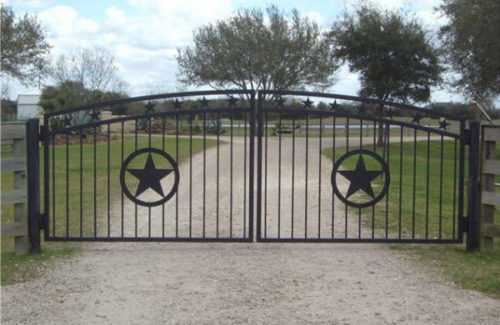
[2,136,499,325]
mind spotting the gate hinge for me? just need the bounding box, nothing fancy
[461,217,469,233]
[39,213,46,230]
[463,129,471,145]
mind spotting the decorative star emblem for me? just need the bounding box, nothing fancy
[302,97,313,108]
[199,97,209,108]
[174,99,182,109]
[126,153,173,197]
[275,97,286,107]
[330,100,338,111]
[227,96,238,107]
[63,115,72,126]
[439,118,449,130]
[412,112,423,124]
[338,155,383,199]
[145,101,155,114]
[90,109,100,121]
[358,104,366,114]
[332,150,389,208]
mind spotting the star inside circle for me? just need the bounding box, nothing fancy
[126,153,173,198]
[338,155,383,199]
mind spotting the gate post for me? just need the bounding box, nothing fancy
[467,121,481,251]
[27,118,41,253]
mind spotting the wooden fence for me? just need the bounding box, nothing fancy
[480,125,500,250]
[1,122,29,255]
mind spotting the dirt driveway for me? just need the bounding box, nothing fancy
[2,136,499,324]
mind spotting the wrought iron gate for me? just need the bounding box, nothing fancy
[40,90,467,244]
[42,90,254,242]
[256,91,466,243]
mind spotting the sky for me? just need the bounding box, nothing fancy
[2,0,467,103]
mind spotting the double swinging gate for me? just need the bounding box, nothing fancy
[36,90,473,246]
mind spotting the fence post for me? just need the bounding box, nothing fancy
[26,119,41,253]
[467,121,481,251]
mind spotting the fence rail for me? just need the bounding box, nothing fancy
[1,122,29,255]
[480,125,500,250]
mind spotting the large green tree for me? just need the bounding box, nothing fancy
[177,6,339,99]
[330,5,443,144]
[1,5,51,85]
[439,0,500,101]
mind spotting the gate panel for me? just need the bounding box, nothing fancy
[257,91,465,243]
[42,90,254,242]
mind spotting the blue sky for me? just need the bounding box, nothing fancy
[3,0,465,103]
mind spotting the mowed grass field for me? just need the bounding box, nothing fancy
[1,134,215,284]
[323,139,500,298]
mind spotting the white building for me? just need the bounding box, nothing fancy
[17,94,42,120]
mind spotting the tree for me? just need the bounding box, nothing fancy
[177,6,339,99]
[330,5,443,144]
[1,5,51,85]
[39,80,125,113]
[439,0,500,101]
[52,46,127,97]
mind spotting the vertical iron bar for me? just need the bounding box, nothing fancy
[243,110,247,239]
[332,115,336,238]
[398,126,403,239]
[203,112,206,238]
[93,126,97,237]
[107,124,111,237]
[66,132,69,237]
[135,119,138,237]
[439,135,444,239]
[452,138,457,239]
[318,112,322,238]
[291,116,295,239]
[216,111,220,238]
[305,113,309,239]
[121,120,124,237]
[189,113,193,238]
[412,128,417,239]
[80,129,83,238]
[264,108,268,239]
[43,118,50,241]
[457,120,466,241]
[230,110,233,238]
[176,113,179,238]
[162,115,166,238]
[278,107,281,238]
[52,131,55,237]
[384,122,390,239]
[345,117,349,238]
[425,131,430,239]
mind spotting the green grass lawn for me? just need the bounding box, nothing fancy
[1,134,215,285]
[323,139,500,299]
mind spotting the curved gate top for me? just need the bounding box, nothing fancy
[40,90,466,244]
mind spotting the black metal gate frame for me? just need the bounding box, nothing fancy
[42,90,255,242]
[256,90,467,244]
[39,89,469,244]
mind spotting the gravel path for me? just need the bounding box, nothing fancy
[2,136,499,325]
